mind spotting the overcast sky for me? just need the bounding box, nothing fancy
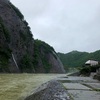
[10,0,100,53]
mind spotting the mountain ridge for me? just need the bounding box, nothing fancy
[58,50,100,70]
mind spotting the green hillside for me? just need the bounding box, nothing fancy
[58,50,100,69]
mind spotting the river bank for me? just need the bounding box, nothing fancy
[25,74,100,100]
[0,73,100,100]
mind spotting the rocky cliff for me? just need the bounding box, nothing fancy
[0,0,65,73]
[33,40,65,73]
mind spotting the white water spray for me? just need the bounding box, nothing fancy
[12,53,19,69]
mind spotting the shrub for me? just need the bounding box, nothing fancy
[0,17,10,43]
[80,67,91,76]
[9,2,24,20]
[80,65,100,76]
[19,30,27,41]
[19,54,33,72]
[42,56,51,73]
[0,47,12,72]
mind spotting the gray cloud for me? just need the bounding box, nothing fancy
[10,0,100,53]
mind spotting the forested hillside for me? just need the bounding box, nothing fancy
[58,50,100,69]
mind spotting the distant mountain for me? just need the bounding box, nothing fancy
[58,50,100,70]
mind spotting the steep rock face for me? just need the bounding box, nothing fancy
[0,0,34,72]
[33,40,65,73]
[0,0,65,73]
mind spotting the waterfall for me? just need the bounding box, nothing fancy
[12,53,19,70]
